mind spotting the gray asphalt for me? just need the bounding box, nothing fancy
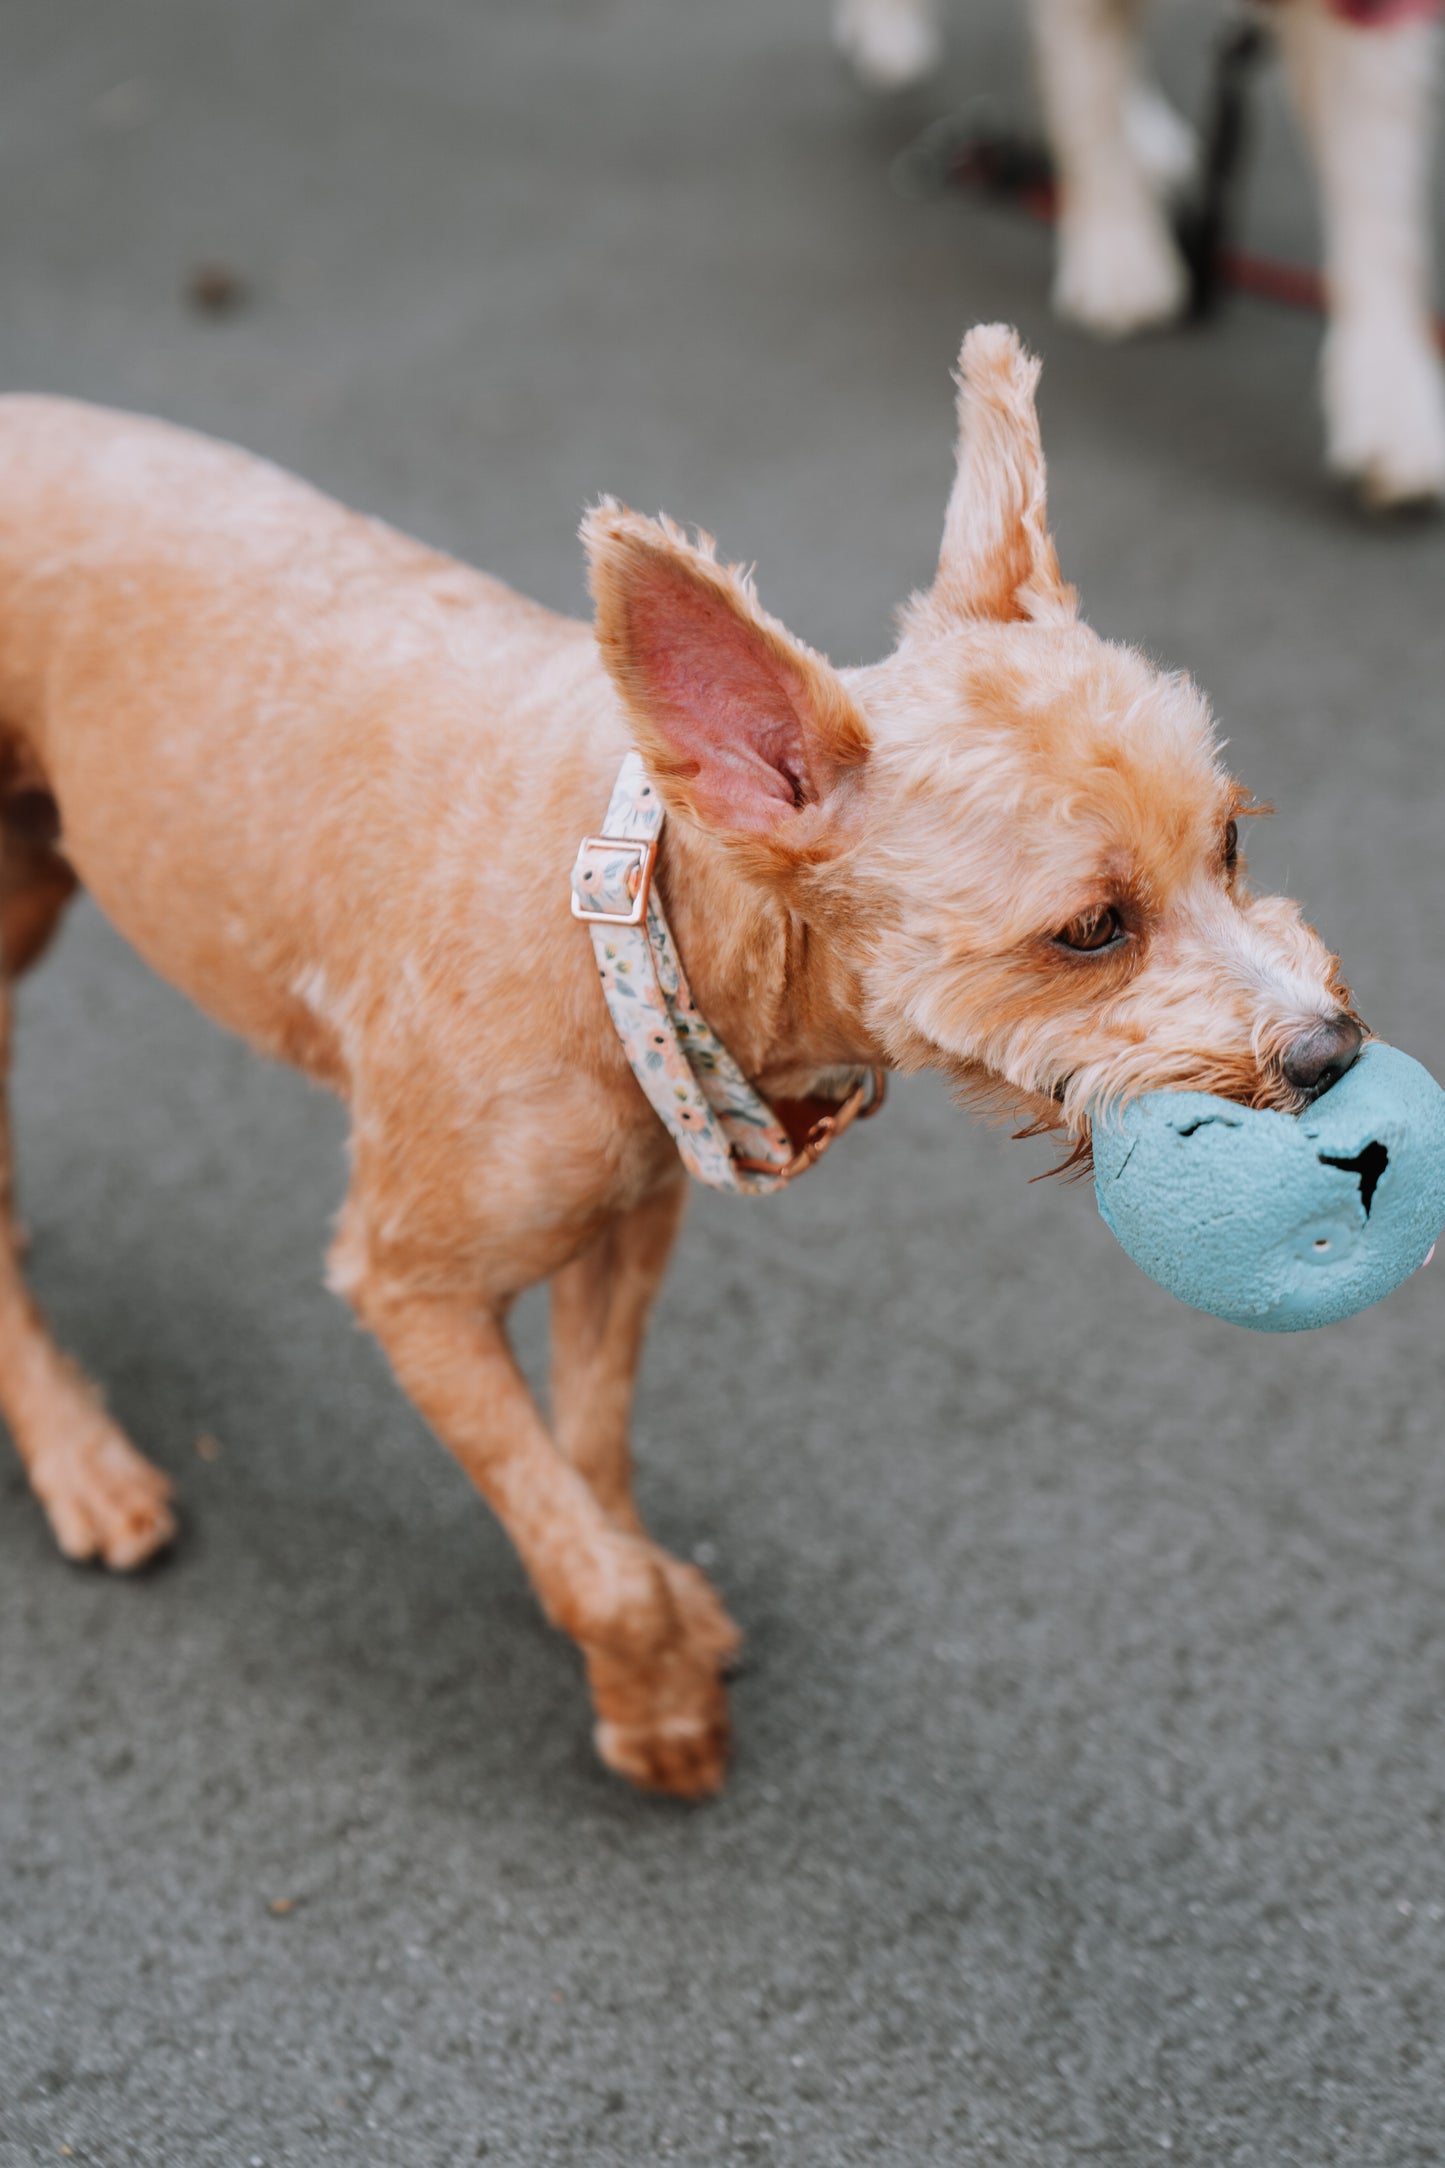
[4,3,1445,2163]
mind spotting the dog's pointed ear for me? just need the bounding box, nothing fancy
[913,324,1078,631]
[583,501,870,836]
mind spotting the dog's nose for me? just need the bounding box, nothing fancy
[1281,1014,1363,1098]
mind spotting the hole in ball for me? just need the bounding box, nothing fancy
[1318,1140,1389,1217]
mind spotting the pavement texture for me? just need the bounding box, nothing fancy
[3,2,1445,2163]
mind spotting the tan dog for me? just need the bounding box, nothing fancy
[0,326,1356,1798]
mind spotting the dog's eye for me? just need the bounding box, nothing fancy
[1056,904,1125,953]
[1223,818,1239,876]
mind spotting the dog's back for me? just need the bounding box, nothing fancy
[0,397,613,1083]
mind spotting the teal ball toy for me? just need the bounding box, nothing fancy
[1093,1043,1445,1331]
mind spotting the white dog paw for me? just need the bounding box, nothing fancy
[1053,190,1189,339]
[1125,82,1197,197]
[1324,313,1445,509]
[833,0,942,89]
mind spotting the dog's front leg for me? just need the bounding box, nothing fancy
[1027,0,1190,336]
[1277,0,1445,507]
[549,1177,742,1655]
[345,1257,735,1798]
[548,1176,686,1532]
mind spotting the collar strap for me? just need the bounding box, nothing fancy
[570,751,884,1194]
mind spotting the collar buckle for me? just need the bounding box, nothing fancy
[570,834,659,927]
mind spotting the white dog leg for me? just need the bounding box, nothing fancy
[1126,79,1197,197]
[1028,0,1190,336]
[833,0,943,89]
[1278,0,1445,507]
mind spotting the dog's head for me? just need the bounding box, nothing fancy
[584,325,1358,1147]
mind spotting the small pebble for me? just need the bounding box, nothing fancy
[186,263,249,317]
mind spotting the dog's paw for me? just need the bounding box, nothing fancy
[1323,311,1445,510]
[589,1645,732,1800]
[1054,188,1188,339]
[832,0,941,90]
[565,1532,739,1797]
[657,1555,744,1674]
[31,1423,177,1570]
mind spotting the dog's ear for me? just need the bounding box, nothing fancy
[915,323,1078,631]
[583,502,870,836]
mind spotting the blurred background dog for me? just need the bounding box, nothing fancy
[835,0,1445,506]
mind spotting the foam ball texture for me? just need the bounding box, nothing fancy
[1093,1043,1445,1331]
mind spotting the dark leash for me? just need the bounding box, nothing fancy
[1173,16,1269,319]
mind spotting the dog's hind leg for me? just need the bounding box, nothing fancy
[0,793,79,1240]
[0,810,176,1568]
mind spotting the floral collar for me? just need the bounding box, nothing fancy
[570,752,884,1193]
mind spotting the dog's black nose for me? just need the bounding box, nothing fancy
[1282,1014,1363,1097]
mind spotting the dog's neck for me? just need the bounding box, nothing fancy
[653,810,884,1101]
